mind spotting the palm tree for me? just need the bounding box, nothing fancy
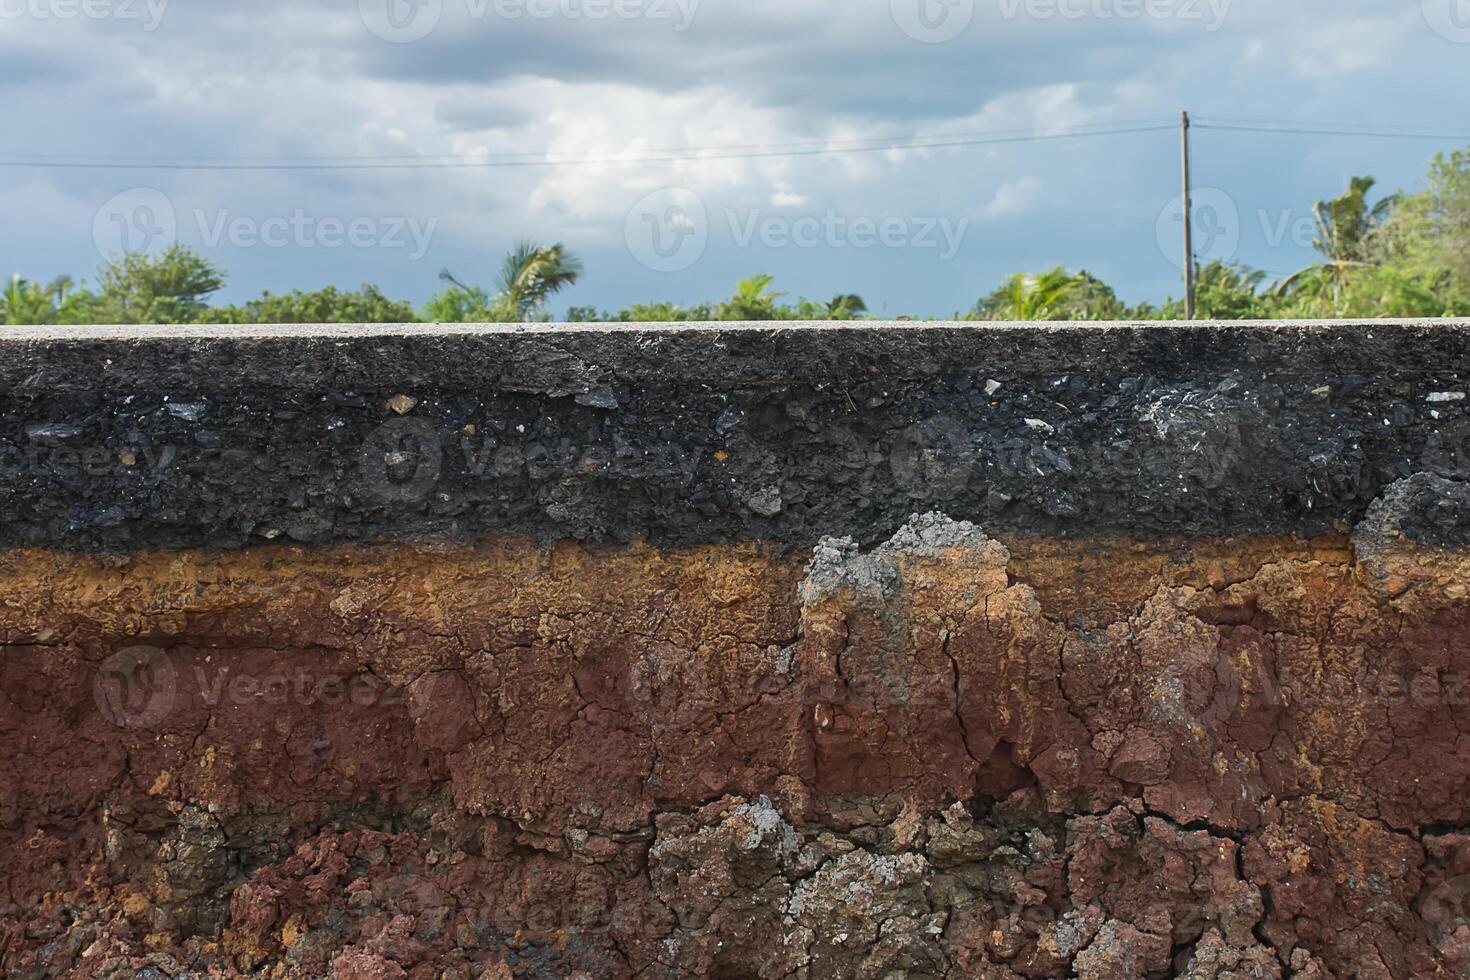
[495,241,583,319]
[985,267,1078,320]
[1276,176,1396,303]
[437,242,583,322]
[1065,271,1125,320]
[1313,175,1395,263]
[719,274,787,320]
[1190,261,1267,319]
[824,294,867,319]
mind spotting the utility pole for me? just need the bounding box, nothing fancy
[1181,110,1195,320]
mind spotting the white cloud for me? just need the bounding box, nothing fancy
[770,186,809,207]
[1288,16,1408,78]
[986,176,1044,217]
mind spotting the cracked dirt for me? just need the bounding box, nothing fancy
[4,509,1470,977]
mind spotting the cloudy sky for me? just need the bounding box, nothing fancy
[4,0,1470,316]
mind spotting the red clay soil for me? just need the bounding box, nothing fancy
[4,514,1470,978]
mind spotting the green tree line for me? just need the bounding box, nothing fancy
[6,146,1468,326]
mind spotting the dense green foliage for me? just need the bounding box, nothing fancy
[214,285,418,325]
[4,246,224,325]
[7,147,1470,326]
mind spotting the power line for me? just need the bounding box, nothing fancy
[0,122,1176,172]
[1196,115,1470,135]
[8,115,1464,172]
[0,119,1175,165]
[1195,121,1470,141]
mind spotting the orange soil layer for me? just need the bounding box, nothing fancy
[2,527,1470,977]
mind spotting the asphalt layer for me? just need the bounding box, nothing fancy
[3,320,1470,551]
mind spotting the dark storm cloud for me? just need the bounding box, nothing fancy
[340,2,1183,123]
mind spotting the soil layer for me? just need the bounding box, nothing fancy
[5,509,1470,978]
